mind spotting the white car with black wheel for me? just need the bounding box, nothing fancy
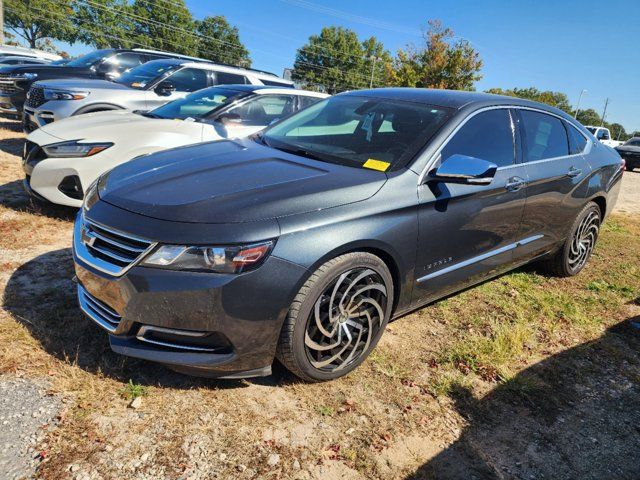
[22,85,327,207]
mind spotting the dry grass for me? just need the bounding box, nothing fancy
[0,119,639,479]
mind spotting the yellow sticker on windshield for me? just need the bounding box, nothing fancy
[363,159,390,171]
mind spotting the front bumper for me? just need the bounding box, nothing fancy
[0,90,21,115]
[72,212,308,378]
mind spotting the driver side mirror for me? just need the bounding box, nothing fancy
[429,154,497,185]
[155,81,176,97]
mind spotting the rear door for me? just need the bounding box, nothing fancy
[412,108,528,305]
[513,109,592,262]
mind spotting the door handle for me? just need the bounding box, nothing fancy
[505,176,526,192]
[567,166,582,178]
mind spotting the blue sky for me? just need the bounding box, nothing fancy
[61,0,640,132]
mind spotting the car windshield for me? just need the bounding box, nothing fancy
[585,127,597,134]
[115,61,177,89]
[625,139,640,146]
[66,49,111,68]
[149,87,246,120]
[262,95,452,170]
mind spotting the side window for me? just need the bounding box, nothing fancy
[565,122,588,154]
[297,96,322,111]
[225,95,297,126]
[440,109,515,168]
[107,52,144,72]
[598,129,610,140]
[215,72,249,85]
[519,110,569,161]
[166,68,209,92]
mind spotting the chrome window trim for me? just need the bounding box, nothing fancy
[418,105,593,184]
[416,234,544,283]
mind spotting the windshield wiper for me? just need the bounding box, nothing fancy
[253,131,270,147]
[270,144,324,161]
[139,111,163,119]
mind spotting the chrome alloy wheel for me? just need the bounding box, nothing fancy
[304,268,388,372]
[568,210,600,271]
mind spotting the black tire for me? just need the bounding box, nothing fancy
[276,252,393,382]
[626,164,635,172]
[541,202,601,277]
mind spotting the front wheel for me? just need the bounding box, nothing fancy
[542,202,601,277]
[277,252,393,382]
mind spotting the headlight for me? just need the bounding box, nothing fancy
[141,241,274,274]
[83,178,100,211]
[43,140,113,158]
[43,88,88,101]
[14,72,38,80]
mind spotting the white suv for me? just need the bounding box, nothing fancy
[23,58,294,130]
[23,85,328,207]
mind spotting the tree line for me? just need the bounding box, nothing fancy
[4,0,251,66]
[4,1,635,137]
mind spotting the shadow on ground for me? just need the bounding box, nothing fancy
[0,135,24,156]
[2,248,298,390]
[407,315,640,480]
[0,179,77,220]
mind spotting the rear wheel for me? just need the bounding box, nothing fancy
[542,202,601,277]
[277,252,393,382]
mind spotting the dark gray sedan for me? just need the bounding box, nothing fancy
[73,88,624,381]
[615,137,640,171]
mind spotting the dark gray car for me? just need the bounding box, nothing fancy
[615,137,640,171]
[72,89,623,381]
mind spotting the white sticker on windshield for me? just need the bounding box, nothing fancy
[361,112,375,142]
[183,117,196,122]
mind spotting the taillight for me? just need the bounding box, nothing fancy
[621,158,626,171]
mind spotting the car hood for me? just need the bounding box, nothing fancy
[35,78,131,91]
[0,64,90,76]
[99,139,387,224]
[35,110,197,141]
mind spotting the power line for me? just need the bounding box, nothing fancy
[4,5,386,90]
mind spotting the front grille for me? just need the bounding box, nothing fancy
[0,74,17,95]
[78,285,121,333]
[76,216,155,276]
[26,86,45,108]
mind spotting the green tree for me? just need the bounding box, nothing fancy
[576,108,602,126]
[485,87,572,114]
[388,20,483,91]
[607,123,627,141]
[73,0,135,49]
[195,16,251,67]
[131,0,197,55]
[292,26,390,93]
[4,0,77,48]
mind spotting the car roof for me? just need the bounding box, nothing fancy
[142,58,292,83]
[195,84,328,97]
[340,87,570,116]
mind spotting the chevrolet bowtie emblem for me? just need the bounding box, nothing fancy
[81,227,96,247]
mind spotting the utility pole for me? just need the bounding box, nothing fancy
[574,89,587,119]
[0,0,4,46]
[369,56,379,89]
[600,98,610,127]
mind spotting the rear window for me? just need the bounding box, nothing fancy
[565,122,588,154]
[519,110,569,161]
[260,79,294,88]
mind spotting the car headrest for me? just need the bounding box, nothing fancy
[392,108,422,133]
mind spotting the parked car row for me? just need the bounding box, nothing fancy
[1,46,626,383]
[0,47,292,119]
[24,85,327,206]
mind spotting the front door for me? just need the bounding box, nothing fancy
[413,108,528,305]
[146,67,210,110]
